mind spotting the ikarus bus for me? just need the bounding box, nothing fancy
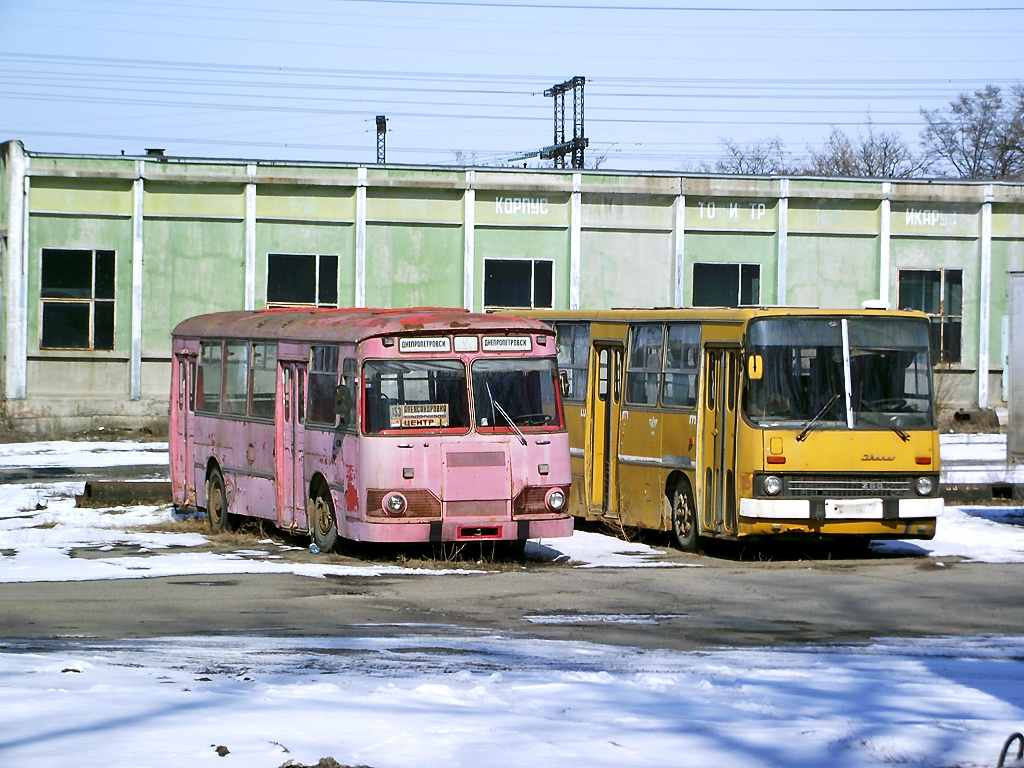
[523,307,942,550]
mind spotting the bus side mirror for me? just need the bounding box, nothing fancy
[333,381,354,416]
[747,354,763,380]
[558,370,570,398]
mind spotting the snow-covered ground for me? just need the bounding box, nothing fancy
[1,633,1022,768]
[1,437,1023,768]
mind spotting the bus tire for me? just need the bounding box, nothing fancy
[670,481,698,553]
[310,481,339,553]
[206,467,231,533]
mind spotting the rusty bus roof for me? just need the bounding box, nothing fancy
[171,307,554,344]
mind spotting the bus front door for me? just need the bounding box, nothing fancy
[276,360,308,531]
[587,342,624,518]
[700,347,740,536]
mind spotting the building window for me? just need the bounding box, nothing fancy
[483,259,553,309]
[40,248,115,350]
[266,253,338,307]
[898,268,962,364]
[692,262,760,307]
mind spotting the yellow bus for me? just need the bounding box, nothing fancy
[525,308,942,550]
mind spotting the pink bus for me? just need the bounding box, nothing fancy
[170,308,573,552]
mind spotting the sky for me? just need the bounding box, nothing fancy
[1,1,1022,171]
[0,436,1023,767]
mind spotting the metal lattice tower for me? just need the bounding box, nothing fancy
[376,115,387,164]
[543,77,588,170]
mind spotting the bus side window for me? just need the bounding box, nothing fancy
[250,343,278,419]
[663,323,700,408]
[625,323,662,406]
[706,351,718,411]
[177,360,186,409]
[555,322,590,401]
[727,352,737,412]
[307,345,340,427]
[597,348,610,402]
[197,341,223,414]
[336,357,357,430]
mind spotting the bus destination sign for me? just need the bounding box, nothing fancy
[398,337,451,354]
[390,403,450,429]
[482,335,532,352]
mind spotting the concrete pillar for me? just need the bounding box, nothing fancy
[979,186,993,408]
[355,166,367,308]
[879,182,892,307]
[3,141,28,400]
[776,178,789,306]
[673,192,686,307]
[463,170,475,311]
[570,173,582,310]
[245,164,257,311]
[130,166,145,400]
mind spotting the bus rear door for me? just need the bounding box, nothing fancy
[588,341,624,518]
[171,352,198,506]
[700,346,740,536]
[276,355,308,531]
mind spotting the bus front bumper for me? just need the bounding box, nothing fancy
[739,497,944,521]
[343,515,573,544]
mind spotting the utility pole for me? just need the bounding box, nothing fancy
[543,77,587,170]
[376,115,387,164]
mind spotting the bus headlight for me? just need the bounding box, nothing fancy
[763,475,782,496]
[383,492,408,516]
[545,488,566,511]
[915,477,934,496]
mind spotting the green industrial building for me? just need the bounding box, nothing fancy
[2,139,1023,435]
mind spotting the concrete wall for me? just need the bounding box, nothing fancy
[2,140,1023,435]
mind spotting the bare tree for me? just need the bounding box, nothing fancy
[807,120,930,178]
[712,137,794,175]
[921,83,1024,179]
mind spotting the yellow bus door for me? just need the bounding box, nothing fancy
[700,347,740,535]
[588,342,624,517]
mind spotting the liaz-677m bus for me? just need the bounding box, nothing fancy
[170,308,572,552]
[524,307,942,551]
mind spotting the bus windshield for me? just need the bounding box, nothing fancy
[472,358,563,430]
[744,317,934,431]
[364,359,471,434]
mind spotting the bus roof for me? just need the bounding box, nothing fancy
[521,306,930,324]
[171,307,554,344]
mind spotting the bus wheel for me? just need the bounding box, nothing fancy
[310,482,339,553]
[671,481,698,553]
[206,468,231,533]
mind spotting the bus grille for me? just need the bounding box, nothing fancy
[366,489,441,519]
[445,499,508,518]
[446,451,506,468]
[784,475,912,498]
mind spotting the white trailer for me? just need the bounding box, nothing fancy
[1010,272,1024,463]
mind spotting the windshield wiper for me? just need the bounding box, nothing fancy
[796,393,842,443]
[857,399,910,442]
[486,382,527,445]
